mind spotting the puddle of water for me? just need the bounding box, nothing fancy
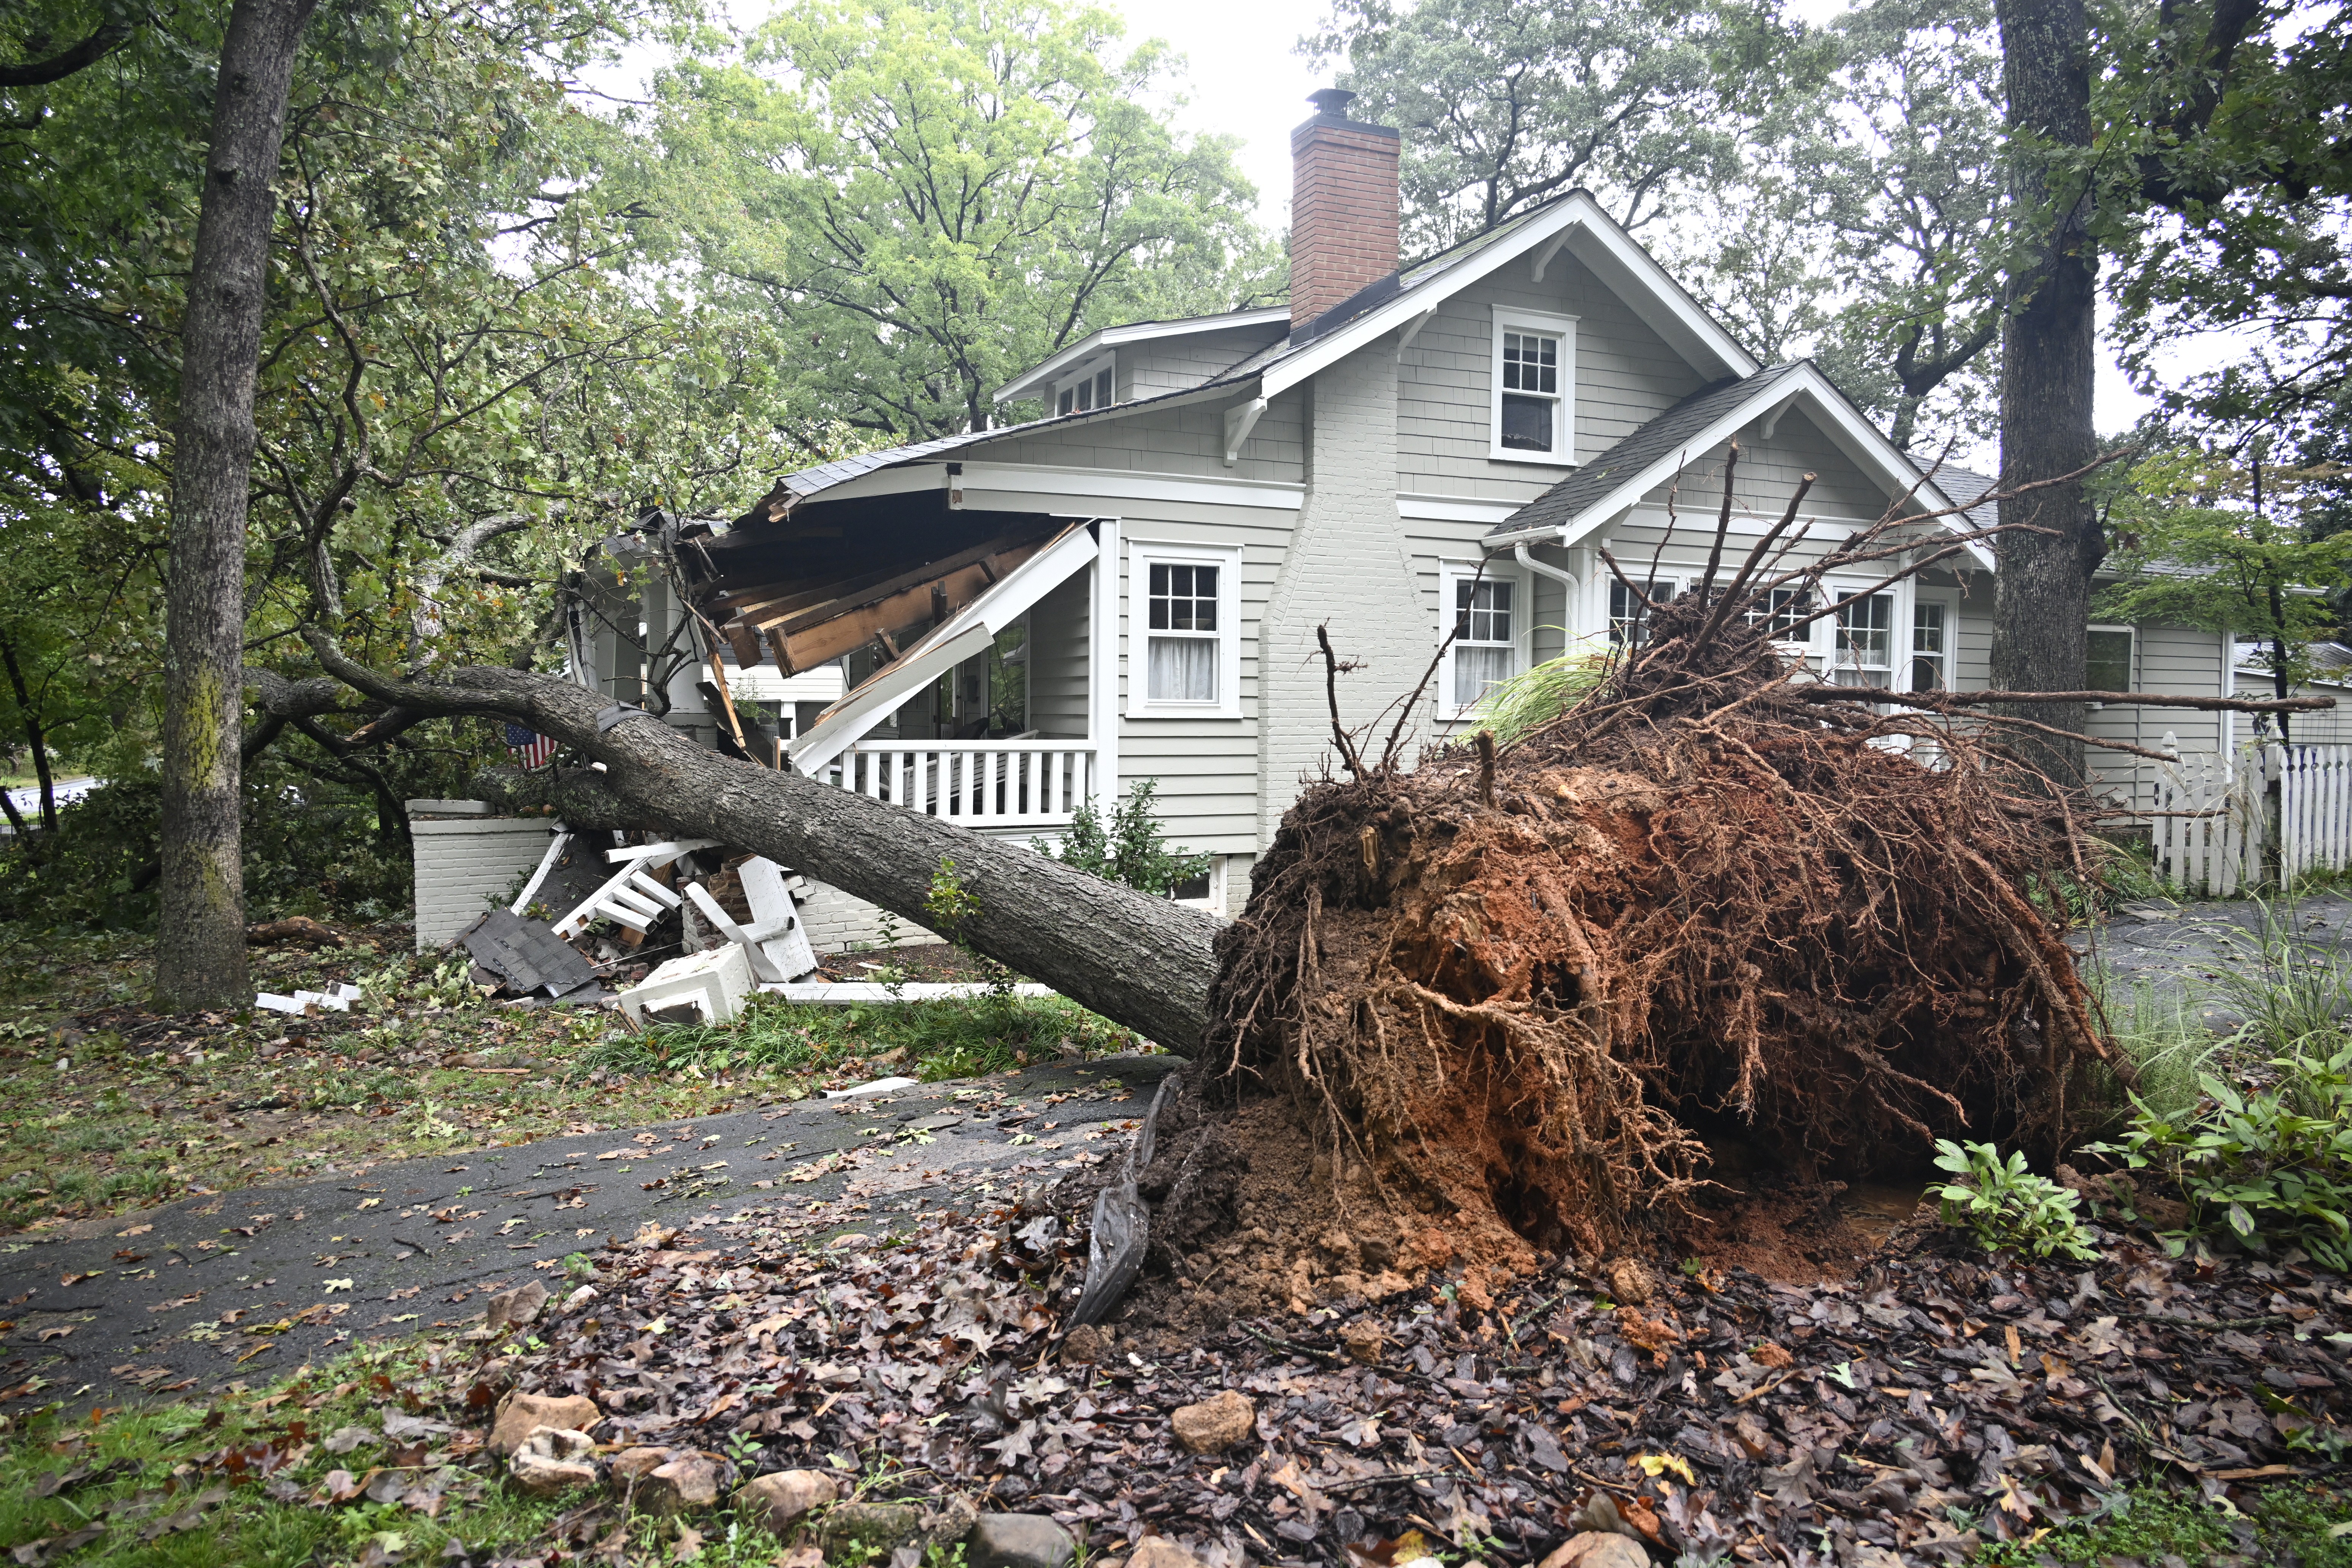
[1842,1181,1929,1246]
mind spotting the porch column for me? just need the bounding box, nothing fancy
[1090,518,1121,812]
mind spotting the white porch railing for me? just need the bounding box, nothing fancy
[809,741,1097,828]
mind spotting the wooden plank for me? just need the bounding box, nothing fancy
[721,529,1044,631]
[764,545,1042,674]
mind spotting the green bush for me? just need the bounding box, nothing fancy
[2098,1040,2352,1268]
[1930,1139,2099,1260]
[1033,778,1209,896]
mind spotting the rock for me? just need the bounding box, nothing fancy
[921,1494,980,1548]
[1607,1258,1654,1307]
[1061,1324,1107,1364]
[735,1469,839,1533]
[1340,1321,1385,1365]
[1536,1533,1651,1568]
[818,1501,923,1556]
[637,1451,727,1514]
[489,1392,602,1456]
[966,1513,1076,1568]
[508,1428,598,1495]
[1127,1539,1205,1568]
[485,1282,550,1332]
[609,1446,676,1484]
[1169,1390,1255,1454]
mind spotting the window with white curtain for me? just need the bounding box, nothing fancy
[1147,562,1219,702]
[1128,542,1241,718]
[1440,566,1522,718]
[1451,579,1517,711]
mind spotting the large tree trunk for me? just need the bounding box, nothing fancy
[305,633,1224,1052]
[155,0,318,1010]
[1991,0,2103,786]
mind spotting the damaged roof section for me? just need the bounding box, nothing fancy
[689,488,1061,677]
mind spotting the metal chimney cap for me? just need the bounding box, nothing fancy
[1306,87,1358,116]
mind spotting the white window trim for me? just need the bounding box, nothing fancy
[1170,854,1227,913]
[1125,539,1242,720]
[1437,560,1532,721]
[1489,306,1578,466]
[1055,353,1115,417]
[1595,569,1678,649]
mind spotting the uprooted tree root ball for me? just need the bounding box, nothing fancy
[1170,588,2124,1313]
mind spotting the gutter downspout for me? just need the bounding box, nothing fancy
[1513,542,1581,625]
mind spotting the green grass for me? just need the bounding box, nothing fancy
[2094,969,2220,1125]
[1973,1483,2352,1565]
[0,1337,792,1566]
[593,992,1140,1084]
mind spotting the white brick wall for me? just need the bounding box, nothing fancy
[411,817,560,949]
[793,878,940,955]
[1258,346,1428,843]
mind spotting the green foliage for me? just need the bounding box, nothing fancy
[1033,778,1210,898]
[1471,647,1609,749]
[923,856,1016,1000]
[2207,897,2352,1059]
[1304,0,1763,248]
[1970,1483,2352,1567]
[657,0,1279,439]
[2094,448,2352,708]
[2099,1040,2352,1270]
[1929,1139,2099,1261]
[2093,971,2215,1127]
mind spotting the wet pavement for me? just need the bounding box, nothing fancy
[0,1054,1181,1408]
[2076,891,2352,1030]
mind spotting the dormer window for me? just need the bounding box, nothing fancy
[1056,355,1114,416]
[1489,307,1576,463]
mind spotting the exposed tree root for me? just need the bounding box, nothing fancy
[1201,587,2121,1306]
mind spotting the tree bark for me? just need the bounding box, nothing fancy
[155,0,319,1011]
[0,638,57,836]
[1992,0,2102,786]
[305,632,1225,1053]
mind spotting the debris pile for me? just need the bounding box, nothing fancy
[449,1190,2349,1565]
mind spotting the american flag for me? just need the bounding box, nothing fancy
[504,723,558,768]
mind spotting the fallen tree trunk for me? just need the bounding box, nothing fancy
[301,630,1223,1053]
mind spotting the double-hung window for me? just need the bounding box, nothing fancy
[1451,579,1517,712]
[2087,626,2134,694]
[1127,542,1241,718]
[1055,356,1114,416]
[1909,599,1951,692]
[1440,565,1524,718]
[1832,592,1896,688]
[1490,308,1577,463]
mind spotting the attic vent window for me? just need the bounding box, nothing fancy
[1056,356,1114,416]
[1489,307,1577,464]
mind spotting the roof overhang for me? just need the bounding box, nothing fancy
[1262,193,1759,401]
[1486,362,1987,570]
[789,519,1103,773]
[991,308,1291,405]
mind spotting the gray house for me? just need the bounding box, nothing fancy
[593,89,2231,942]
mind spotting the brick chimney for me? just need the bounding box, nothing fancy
[1290,87,1400,330]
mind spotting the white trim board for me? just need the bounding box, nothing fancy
[1263,192,1758,401]
[954,461,1304,514]
[1498,363,1982,570]
[993,307,1290,404]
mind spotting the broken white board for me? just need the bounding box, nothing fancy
[821,1076,922,1100]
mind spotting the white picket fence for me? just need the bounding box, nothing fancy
[2139,737,2352,894]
